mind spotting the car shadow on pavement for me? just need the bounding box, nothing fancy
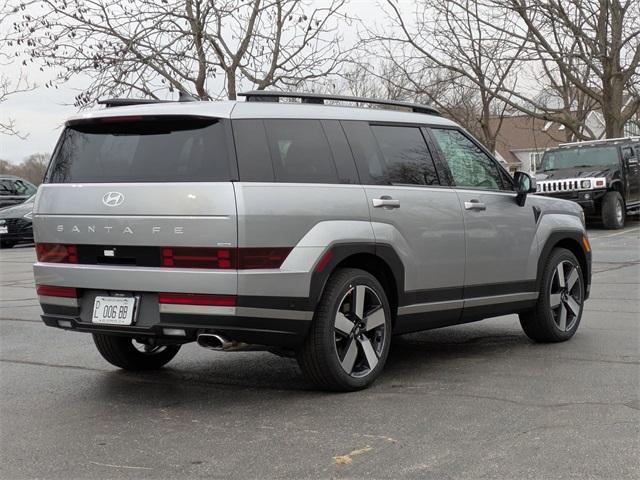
[89,325,533,401]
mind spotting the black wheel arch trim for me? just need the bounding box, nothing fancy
[308,242,405,312]
[536,230,592,300]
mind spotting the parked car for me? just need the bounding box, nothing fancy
[32,91,591,391]
[0,194,34,248]
[535,137,640,229]
[0,175,37,209]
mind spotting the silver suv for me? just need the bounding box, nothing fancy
[33,91,591,391]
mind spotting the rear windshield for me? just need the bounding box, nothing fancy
[46,116,230,183]
[540,145,619,172]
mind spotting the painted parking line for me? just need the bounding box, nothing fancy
[589,226,640,240]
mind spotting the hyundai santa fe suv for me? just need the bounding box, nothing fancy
[33,91,591,391]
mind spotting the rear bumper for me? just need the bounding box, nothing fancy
[39,291,313,347]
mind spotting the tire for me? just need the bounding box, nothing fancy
[601,191,625,229]
[519,248,585,343]
[0,240,15,249]
[93,334,180,370]
[297,268,392,391]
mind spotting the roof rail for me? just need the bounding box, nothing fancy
[97,91,198,108]
[238,91,440,115]
[559,136,640,147]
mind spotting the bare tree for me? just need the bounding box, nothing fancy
[1,1,34,137]
[11,0,351,105]
[477,0,640,139]
[0,152,50,184]
[362,0,526,152]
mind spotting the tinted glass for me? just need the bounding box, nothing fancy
[234,119,274,182]
[321,120,360,184]
[0,179,17,195]
[540,145,619,171]
[264,120,338,183]
[14,179,36,195]
[431,128,504,190]
[46,117,230,183]
[370,125,439,185]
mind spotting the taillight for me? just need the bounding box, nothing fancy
[36,243,78,263]
[158,293,236,306]
[237,248,292,269]
[160,247,291,269]
[36,285,78,298]
[161,247,235,269]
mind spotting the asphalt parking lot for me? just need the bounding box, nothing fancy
[1,223,638,479]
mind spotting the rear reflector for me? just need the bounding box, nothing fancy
[36,243,78,263]
[36,285,78,298]
[158,293,236,307]
[314,249,333,273]
[160,247,292,269]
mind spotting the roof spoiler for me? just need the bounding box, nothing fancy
[97,91,198,108]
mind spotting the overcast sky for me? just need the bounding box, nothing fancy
[0,0,414,164]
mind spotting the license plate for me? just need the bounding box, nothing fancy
[0,226,7,234]
[92,296,136,325]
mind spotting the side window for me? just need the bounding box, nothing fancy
[370,125,439,185]
[321,120,360,184]
[0,180,17,195]
[264,119,339,184]
[622,146,637,162]
[234,119,275,182]
[14,180,32,195]
[431,128,505,190]
[341,121,440,186]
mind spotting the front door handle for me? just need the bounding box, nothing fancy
[372,196,400,209]
[464,200,486,211]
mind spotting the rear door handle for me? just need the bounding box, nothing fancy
[464,200,486,211]
[372,197,400,209]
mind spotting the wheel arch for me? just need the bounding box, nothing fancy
[536,231,591,299]
[308,243,404,319]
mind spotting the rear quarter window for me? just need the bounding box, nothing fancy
[46,116,231,183]
[234,119,341,184]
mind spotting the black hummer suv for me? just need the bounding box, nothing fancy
[536,137,640,229]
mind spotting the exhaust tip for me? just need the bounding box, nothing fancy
[196,333,227,351]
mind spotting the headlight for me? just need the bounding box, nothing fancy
[23,211,33,220]
[0,219,5,225]
[579,209,585,227]
[580,180,591,189]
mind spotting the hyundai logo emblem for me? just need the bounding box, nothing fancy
[102,191,124,207]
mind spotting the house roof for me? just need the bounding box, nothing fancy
[489,115,566,165]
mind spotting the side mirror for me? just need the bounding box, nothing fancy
[513,171,536,206]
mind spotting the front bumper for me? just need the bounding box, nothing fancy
[536,189,608,214]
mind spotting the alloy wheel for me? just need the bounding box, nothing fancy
[334,285,387,378]
[133,340,168,355]
[615,199,624,224]
[549,260,583,332]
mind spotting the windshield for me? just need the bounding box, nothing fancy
[46,116,230,183]
[540,145,619,171]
